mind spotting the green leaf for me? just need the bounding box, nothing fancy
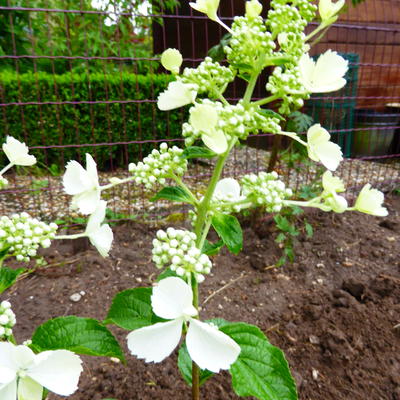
[257,109,285,122]
[105,288,160,331]
[0,247,11,261]
[178,343,214,387]
[304,221,313,238]
[287,111,314,133]
[201,239,224,256]
[151,186,193,204]
[275,233,286,244]
[211,213,243,255]
[31,316,125,362]
[221,322,298,400]
[0,267,25,294]
[274,215,291,232]
[181,146,217,159]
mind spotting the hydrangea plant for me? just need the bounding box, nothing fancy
[0,0,389,399]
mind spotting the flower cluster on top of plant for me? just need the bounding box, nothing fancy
[0,0,389,399]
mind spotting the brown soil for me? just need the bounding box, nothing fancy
[4,196,400,400]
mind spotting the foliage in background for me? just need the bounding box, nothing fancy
[0,71,183,169]
[0,0,178,74]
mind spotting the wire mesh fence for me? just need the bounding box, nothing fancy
[0,0,399,222]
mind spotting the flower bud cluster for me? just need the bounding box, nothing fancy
[241,171,292,212]
[266,66,309,114]
[182,100,281,146]
[277,31,308,59]
[212,192,247,214]
[152,228,212,283]
[0,176,8,190]
[128,143,187,189]
[267,0,315,37]
[224,16,275,70]
[179,57,235,96]
[0,301,16,339]
[0,213,57,262]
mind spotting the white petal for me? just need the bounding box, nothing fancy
[201,130,228,154]
[214,178,241,200]
[329,193,348,213]
[307,124,330,146]
[0,342,19,380]
[298,53,315,92]
[355,184,388,216]
[88,224,113,257]
[18,377,43,400]
[63,160,92,195]
[27,350,83,396]
[189,104,218,132]
[86,200,107,234]
[0,379,17,400]
[161,48,183,73]
[71,189,101,215]
[314,141,343,171]
[2,136,36,166]
[85,153,99,187]
[186,319,240,373]
[151,277,196,320]
[157,81,197,111]
[322,171,345,193]
[127,319,183,363]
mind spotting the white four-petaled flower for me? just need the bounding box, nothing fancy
[299,50,348,93]
[63,153,101,215]
[306,124,343,171]
[127,277,240,373]
[2,136,36,167]
[354,184,388,217]
[85,200,113,257]
[322,171,347,213]
[157,81,198,111]
[189,104,227,154]
[0,342,82,400]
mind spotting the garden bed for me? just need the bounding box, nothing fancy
[4,195,400,400]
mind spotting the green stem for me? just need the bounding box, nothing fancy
[305,22,329,42]
[55,233,85,240]
[252,95,279,107]
[243,70,260,105]
[100,176,135,191]
[0,163,14,177]
[198,217,212,250]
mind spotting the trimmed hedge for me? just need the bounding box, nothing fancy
[0,71,185,170]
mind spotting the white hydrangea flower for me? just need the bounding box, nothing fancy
[63,153,101,215]
[298,50,348,93]
[127,277,240,373]
[85,200,113,257]
[214,178,242,201]
[0,342,82,400]
[157,81,198,111]
[0,301,16,340]
[161,48,183,74]
[319,0,345,23]
[321,171,347,213]
[306,124,343,171]
[189,104,227,154]
[189,0,220,21]
[2,136,36,167]
[354,184,388,217]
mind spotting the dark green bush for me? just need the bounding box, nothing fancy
[0,71,185,171]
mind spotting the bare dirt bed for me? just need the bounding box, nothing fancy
[4,195,400,400]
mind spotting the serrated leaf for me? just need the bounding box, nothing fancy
[105,288,160,330]
[287,111,314,133]
[181,146,217,160]
[151,186,193,204]
[221,322,298,400]
[211,213,243,254]
[31,316,125,361]
[178,343,214,387]
[274,215,291,232]
[0,267,25,294]
[201,239,224,256]
[257,109,285,121]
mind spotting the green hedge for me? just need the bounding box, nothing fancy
[0,71,185,170]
